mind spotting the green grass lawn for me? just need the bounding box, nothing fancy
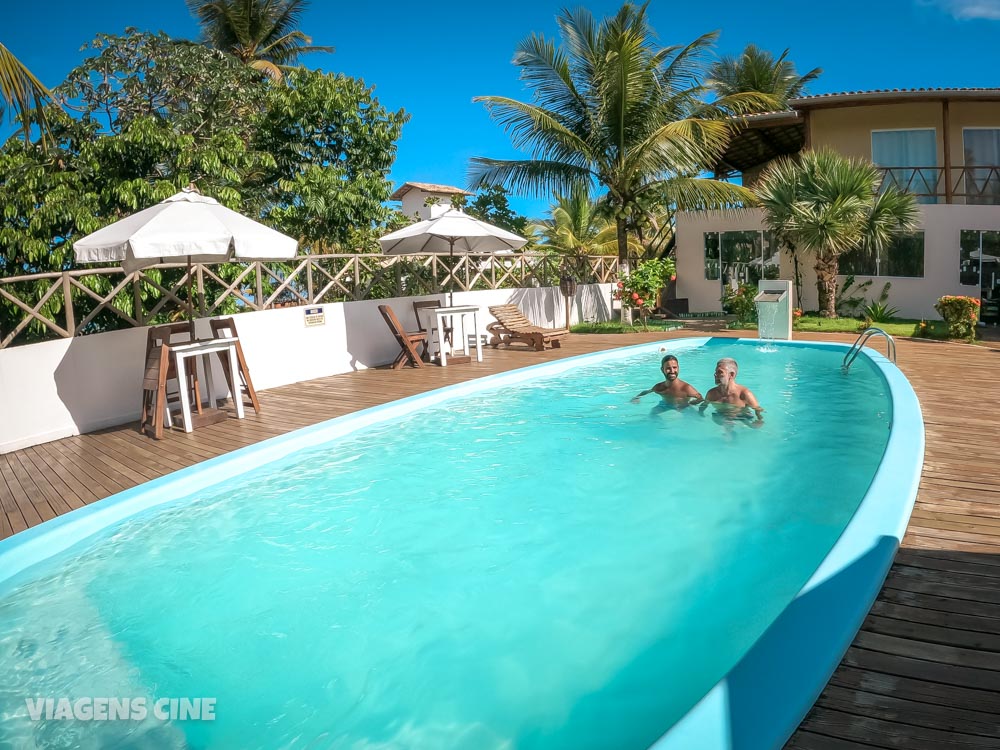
[729,315,952,339]
[571,320,685,334]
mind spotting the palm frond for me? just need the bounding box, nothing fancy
[468,158,592,198]
[474,96,594,165]
[657,176,757,212]
[513,34,586,123]
[0,43,54,144]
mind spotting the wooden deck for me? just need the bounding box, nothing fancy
[2,329,999,748]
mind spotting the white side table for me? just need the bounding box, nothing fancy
[171,338,245,432]
[428,305,483,366]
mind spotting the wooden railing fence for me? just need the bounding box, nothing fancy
[0,253,617,349]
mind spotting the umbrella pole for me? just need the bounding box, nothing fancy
[448,240,455,307]
[187,256,196,339]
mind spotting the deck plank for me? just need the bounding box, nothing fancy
[2,328,1000,748]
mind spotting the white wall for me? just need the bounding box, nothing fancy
[675,209,766,313]
[0,285,612,454]
[399,192,464,220]
[676,204,1000,318]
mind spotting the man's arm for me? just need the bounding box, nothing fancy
[630,387,655,404]
[685,383,704,405]
[743,387,764,421]
[699,386,718,413]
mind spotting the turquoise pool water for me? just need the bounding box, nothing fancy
[0,341,892,750]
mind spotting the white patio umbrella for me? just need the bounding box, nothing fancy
[378,209,527,305]
[970,249,1000,262]
[74,186,298,333]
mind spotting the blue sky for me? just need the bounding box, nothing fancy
[6,0,1000,218]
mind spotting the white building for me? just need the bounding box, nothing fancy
[389,181,475,220]
[675,89,1000,322]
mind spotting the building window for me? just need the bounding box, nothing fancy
[872,129,938,204]
[839,232,924,278]
[960,229,1000,286]
[704,232,720,280]
[963,129,1000,205]
[703,231,780,285]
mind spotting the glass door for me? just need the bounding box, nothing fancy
[960,230,1000,324]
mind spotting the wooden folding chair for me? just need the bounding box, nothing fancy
[139,323,199,439]
[210,317,261,414]
[378,304,428,369]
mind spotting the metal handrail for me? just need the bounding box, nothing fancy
[842,327,896,372]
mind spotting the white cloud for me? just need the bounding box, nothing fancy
[921,0,1000,19]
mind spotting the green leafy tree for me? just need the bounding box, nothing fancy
[470,3,770,269]
[0,42,54,144]
[465,185,529,237]
[0,30,406,340]
[708,44,821,110]
[186,0,333,80]
[260,68,407,248]
[755,148,919,317]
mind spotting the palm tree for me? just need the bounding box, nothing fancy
[470,3,772,269]
[532,188,631,257]
[186,0,333,80]
[755,148,919,317]
[709,44,821,110]
[0,42,53,143]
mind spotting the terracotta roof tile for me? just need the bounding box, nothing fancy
[389,182,475,201]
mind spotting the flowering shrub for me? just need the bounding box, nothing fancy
[934,295,980,340]
[613,259,676,319]
[722,283,758,326]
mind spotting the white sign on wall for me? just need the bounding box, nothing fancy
[303,306,325,327]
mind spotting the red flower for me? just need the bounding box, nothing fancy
[617,281,624,289]
[631,292,640,301]
[670,274,677,282]
[637,298,644,305]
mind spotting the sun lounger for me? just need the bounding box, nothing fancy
[487,304,569,352]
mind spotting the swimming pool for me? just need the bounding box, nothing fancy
[0,338,922,749]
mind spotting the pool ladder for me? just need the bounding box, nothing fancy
[842,327,896,373]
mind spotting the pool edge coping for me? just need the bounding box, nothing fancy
[651,339,923,750]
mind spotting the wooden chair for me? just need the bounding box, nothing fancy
[139,323,200,439]
[210,317,261,414]
[378,304,428,369]
[412,299,453,360]
[487,304,570,352]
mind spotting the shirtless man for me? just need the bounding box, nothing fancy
[700,357,764,423]
[631,354,703,408]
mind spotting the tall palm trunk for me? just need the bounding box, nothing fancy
[815,252,839,317]
[616,216,629,271]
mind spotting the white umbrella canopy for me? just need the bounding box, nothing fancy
[379,209,527,305]
[74,187,298,272]
[970,249,1000,263]
[378,209,527,256]
[74,186,298,333]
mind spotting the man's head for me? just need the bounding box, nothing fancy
[661,354,679,381]
[714,357,738,387]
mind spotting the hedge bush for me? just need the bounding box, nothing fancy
[934,295,980,340]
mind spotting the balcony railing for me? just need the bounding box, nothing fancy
[876,165,1000,204]
[0,252,618,350]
